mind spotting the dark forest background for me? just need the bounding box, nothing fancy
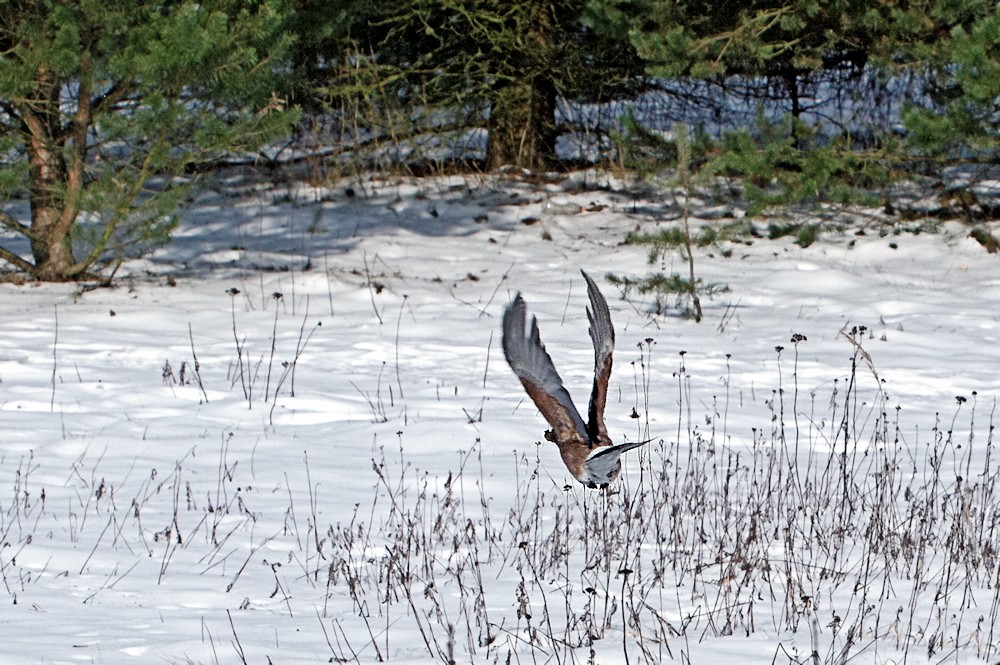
[2,0,999,280]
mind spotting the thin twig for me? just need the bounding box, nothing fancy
[483,330,493,389]
[187,323,210,403]
[478,262,514,318]
[265,291,284,401]
[226,288,249,401]
[324,252,335,317]
[363,251,384,324]
[676,122,702,322]
[394,295,407,399]
[227,609,248,665]
[50,305,58,411]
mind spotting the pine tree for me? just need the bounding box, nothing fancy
[901,4,1000,159]
[302,0,643,171]
[0,0,298,281]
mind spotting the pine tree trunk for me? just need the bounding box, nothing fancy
[22,67,80,281]
[30,206,76,282]
[28,140,78,280]
[486,75,557,171]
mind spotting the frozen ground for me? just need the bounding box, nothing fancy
[3,170,1000,663]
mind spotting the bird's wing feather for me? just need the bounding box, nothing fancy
[502,294,588,443]
[582,270,614,445]
[583,440,648,478]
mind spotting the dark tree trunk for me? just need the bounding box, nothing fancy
[780,67,802,149]
[486,75,557,171]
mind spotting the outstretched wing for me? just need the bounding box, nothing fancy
[502,294,588,443]
[581,270,614,445]
[583,439,648,481]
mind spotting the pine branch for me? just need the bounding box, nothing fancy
[0,245,37,276]
[0,211,33,238]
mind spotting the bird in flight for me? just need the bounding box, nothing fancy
[502,270,646,488]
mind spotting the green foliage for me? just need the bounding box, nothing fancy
[608,0,889,81]
[969,227,1000,253]
[611,123,734,321]
[0,0,298,280]
[617,221,742,320]
[297,0,1000,216]
[903,12,1000,159]
[767,221,819,247]
[705,114,891,215]
[625,221,749,258]
[606,271,729,320]
[296,0,644,170]
[284,1,377,110]
[611,109,678,175]
[288,0,1000,205]
[796,223,820,248]
[591,0,1000,219]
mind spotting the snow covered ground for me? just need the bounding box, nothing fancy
[4,169,1000,663]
